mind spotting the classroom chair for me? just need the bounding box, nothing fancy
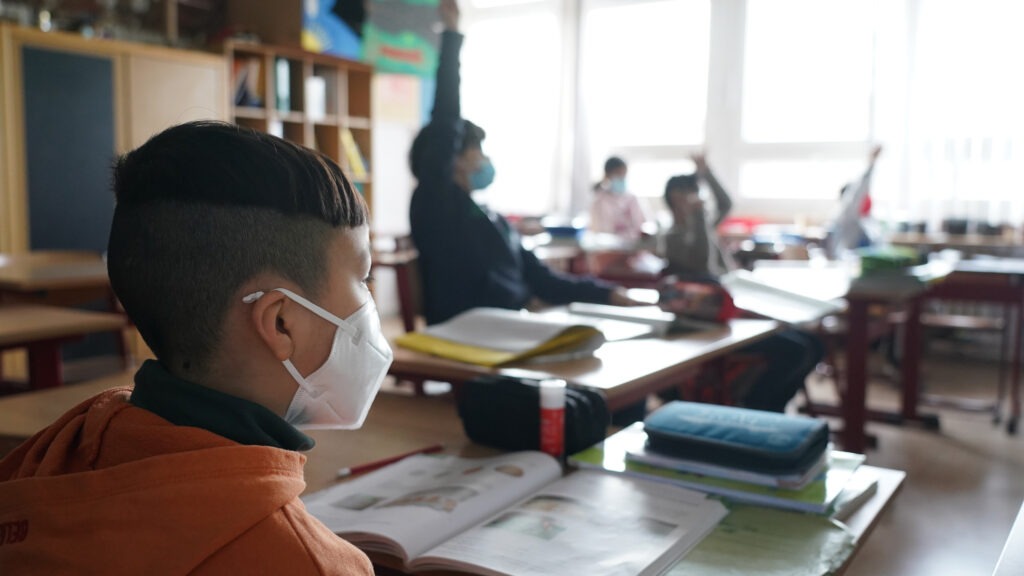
[906,276,1021,434]
[372,235,428,395]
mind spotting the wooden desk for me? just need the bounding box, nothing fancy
[993,501,1024,576]
[0,375,904,576]
[0,305,126,389]
[931,259,1024,433]
[0,251,109,303]
[750,261,951,452]
[389,319,779,412]
[889,232,1024,255]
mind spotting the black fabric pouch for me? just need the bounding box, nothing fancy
[456,375,610,455]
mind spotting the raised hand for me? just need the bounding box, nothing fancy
[440,0,460,31]
[690,151,709,175]
[869,144,883,164]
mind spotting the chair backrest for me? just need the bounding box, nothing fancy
[375,235,422,333]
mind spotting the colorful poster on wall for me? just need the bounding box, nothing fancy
[363,0,440,76]
[303,0,366,60]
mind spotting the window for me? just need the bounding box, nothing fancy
[738,159,864,200]
[903,0,1024,224]
[621,157,697,199]
[741,0,875,144]
[581,0,711,150]
[461,10,562,215]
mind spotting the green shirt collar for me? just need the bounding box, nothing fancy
[129,359,314,452]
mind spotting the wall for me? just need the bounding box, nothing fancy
[371,73,423,317]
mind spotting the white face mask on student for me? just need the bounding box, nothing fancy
[242,287,394,430]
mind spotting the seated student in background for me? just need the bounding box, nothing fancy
[661,153,823,413]
[661,152,735,279]
[589,156,647,241]
[409,0,640,326]
[827,145,883,258]
[0,122,387,574]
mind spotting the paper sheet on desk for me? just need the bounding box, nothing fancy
[667,505,855,576]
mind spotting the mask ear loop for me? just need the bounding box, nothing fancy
[241,289,358,338]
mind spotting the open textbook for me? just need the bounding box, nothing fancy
[565,303,723,336]
[303,451,728,576]
[720,270,846,325]
[395,307,652,366]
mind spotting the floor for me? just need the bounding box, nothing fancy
[804,346,1024,576]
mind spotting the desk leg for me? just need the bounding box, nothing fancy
[842,300,869,454]
[1010,301,1023,434]
[27,342,63,389]
[901,297,923,421]
[394,264,417,333]
[898,296,942,430]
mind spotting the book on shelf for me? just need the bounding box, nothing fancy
[568,424,865,515]
[340,127,368,179]
[232,56,264,107]
[617,422,828,490]
[303,451,728,576]
[274,57,291,112]
[394,307,610,366]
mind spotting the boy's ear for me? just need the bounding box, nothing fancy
[249,291,294,362]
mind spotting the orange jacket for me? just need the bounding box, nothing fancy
[0,388,373,575]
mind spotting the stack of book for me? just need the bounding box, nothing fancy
[569,404,877,518]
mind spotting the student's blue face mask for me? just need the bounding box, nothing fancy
[609,178,627,194]
[469,158,496,191]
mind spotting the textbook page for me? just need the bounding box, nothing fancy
[721,270,845,325]
[667,505,856,576]
[303,452,561,563]
[424,308,590,353]
[397,307,608,365]
[410,471,728,576]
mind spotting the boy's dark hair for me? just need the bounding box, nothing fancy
[664,174,700,207]
[409,118,486,179]
[107,121,367,376]
[604,156,627,175]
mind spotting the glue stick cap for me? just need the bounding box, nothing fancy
[539,379,566,409]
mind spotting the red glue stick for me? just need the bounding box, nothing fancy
[539,379,566,458]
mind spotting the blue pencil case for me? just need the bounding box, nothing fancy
[643,401,829,474]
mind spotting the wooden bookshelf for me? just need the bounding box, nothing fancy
[225,40,374,214]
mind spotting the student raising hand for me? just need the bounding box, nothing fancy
[440,0,460,31]
[690,151,709,176]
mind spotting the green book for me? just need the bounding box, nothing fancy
[569,424,864,515]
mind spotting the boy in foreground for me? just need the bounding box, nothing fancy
[0,122,390,574]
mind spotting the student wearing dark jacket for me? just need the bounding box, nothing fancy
[409,0,636,326]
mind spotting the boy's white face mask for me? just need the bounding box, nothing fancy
[242,287,394,430]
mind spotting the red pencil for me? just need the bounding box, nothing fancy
[336,443,445,478]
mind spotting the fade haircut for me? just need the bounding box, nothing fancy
[108,121,367,376]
